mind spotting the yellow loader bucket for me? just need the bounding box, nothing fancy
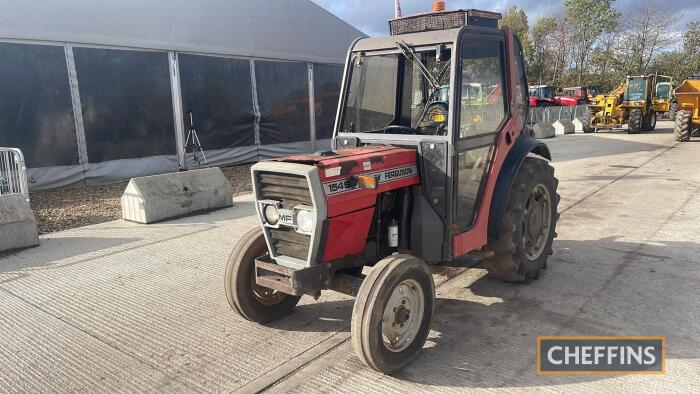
[675,79,700,125]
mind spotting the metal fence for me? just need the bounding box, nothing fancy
[0,148,29,200]
[528,104,589,125]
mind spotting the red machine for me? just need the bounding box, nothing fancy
[225,1,559,374]
[528,85,558,107]
[555,86,599,106]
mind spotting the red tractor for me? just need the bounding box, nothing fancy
[555,86,600,106]
[528,85,558,107]
[225,4,559,374]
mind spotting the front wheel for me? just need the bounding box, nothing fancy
[675,110,691,142]
[628,109,643,134]
[351,254,435,375]
[224,227,301,323]
[484,157,559,283]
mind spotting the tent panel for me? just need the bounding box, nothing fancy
[178,54,256,150]
[254,60,311,145]
[0,42,79,168]
[73,47,176,162]
[313,63,344,140]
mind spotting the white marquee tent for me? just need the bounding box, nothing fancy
[0,0,365,190]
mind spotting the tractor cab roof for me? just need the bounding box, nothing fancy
[352,8,502,53]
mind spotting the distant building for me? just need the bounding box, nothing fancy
[0,0,364,190]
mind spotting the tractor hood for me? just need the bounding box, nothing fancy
[270,146,418,181]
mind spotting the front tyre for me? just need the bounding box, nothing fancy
[675,110,691,142]
[351,255,435,375]
[224,227,301,323]
[485,157,559,283]
[628,109,643,134]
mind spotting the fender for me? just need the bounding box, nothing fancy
[487,135,552,241]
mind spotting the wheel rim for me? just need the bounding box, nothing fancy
[250,258,287,306]
[523,184,552,261]
[381,279,425,352]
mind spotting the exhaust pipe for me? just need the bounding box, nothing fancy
[395,0,402,18]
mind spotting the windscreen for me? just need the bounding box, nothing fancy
[626,78,647,101]
[656,83,671,99]
[341,47,452,136]
[529,86,554,99]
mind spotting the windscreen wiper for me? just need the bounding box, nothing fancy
[396,41,440,91]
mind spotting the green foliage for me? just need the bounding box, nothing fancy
[563,0,620,84]
[499,6,533,62]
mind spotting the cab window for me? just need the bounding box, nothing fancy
[459,41,507,139]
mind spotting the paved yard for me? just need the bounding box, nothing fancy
[1,121,698,393]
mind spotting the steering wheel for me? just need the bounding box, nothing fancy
[384,125,418,134]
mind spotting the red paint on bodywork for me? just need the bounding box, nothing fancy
[323,207,375,261]
[452,27,522,256]
[275,146,420,261]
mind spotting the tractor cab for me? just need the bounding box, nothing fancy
[224,2,558,375]
[528,85,557,107]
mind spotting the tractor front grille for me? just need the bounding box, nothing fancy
[268,226,310,261]
[257,172,312,208]
[256,171,313,262]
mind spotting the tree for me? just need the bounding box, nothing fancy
[684,22,700,75]
[621,0,678,74]
[563,0,620,84]
[529,16,558,84]
[499,6,533,62]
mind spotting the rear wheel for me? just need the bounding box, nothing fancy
[628,109,642,134]
[351,254,435,375]
[669,102,678,120]
[484,157,559,283]
[582,110,595,133]
[675,110,691,142]
[643,111,657,131]
[224,227,301,323]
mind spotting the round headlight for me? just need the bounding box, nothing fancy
[295,209,314,233]
[263,204,279,225]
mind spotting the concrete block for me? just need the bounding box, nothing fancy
[0,194,39,252]
[532,122,556,139]
[554,119,575,135]
[121,168,233,224]
[573,117,594,133]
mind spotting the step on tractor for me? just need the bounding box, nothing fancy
[224,3,559,375]
[589,74,671,134]
[674,76,700,142]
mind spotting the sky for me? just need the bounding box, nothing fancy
[311,0,700,37]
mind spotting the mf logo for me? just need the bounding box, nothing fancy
[537,336,665,375]
[278,210,294,226]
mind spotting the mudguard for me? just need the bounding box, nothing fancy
[487,135,552,241]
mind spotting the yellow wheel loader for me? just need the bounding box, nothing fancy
[674,76,700,142]
[589,74,670,134]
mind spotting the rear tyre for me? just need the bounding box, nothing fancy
[224,227,301,323]
[351,254,435,375]
[669,102,678,120]
[675,110,691,142]
[583,110,595,133]
[642,111,657,131]
[484,157,559,283]
[628,109,642,134]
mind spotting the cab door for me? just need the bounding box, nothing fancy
[451,32,509,240]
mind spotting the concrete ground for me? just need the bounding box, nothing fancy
[1,121,698,393]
